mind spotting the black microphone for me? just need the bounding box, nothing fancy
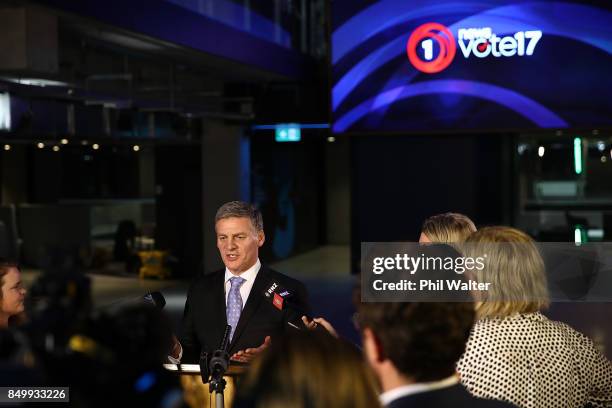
[200,325,232,384]
[264,281,310,314]
[209,325,231,377]
[101,291,167,314]
[218,324,231,354]
[263,281,289,308]
[263,282,312,330]
[199,350,209,384]
[206,325,232,395]
[217,324,232,360]
[142,291,166,309]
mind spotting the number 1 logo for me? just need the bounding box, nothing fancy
[407,23,456,74]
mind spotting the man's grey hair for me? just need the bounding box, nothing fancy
[215,201,264,231]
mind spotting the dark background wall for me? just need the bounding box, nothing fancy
[350,133,512,272]
[251,131,326,261]
[325,135,351,245]
[155,145,203,278]
[200,121,251,275]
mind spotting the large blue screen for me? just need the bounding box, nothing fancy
[331,1,612,133]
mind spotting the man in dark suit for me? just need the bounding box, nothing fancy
[358,302,515,407]
[170,201,310,363]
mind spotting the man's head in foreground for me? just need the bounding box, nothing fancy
[359,302,474,390]
[235,330,381,408]
[215,201,265,275]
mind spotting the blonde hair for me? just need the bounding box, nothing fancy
[237,331,381,408]
[421,212,476,243]
[463,226,549,319]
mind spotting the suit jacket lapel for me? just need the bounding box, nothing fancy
[229,266,268,349]
[212,271,228,338]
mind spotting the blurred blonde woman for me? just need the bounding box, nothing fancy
[0,260,26,328]
[306,212,477,338]
[458,226,612,408]
[419,212,476,243]
[234,330,381,408]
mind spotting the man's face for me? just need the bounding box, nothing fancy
[1,268,26,317]
[216,217,265,275]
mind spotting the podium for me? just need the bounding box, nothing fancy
[163,363,247,408]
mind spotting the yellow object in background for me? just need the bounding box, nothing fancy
[138,250,171,279]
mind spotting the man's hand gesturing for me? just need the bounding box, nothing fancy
[230,336,271,363]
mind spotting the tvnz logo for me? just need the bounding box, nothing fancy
[406,22,543,73]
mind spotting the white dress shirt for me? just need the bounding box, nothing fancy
[379,375,459,406]
[167,259,262,364]
[224,259,261,308]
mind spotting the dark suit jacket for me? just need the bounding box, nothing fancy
[386,384,515,408]
[180,265,310,362]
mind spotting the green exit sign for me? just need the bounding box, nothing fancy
[275,124,301,142]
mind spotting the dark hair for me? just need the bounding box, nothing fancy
[215,201,263,231]
[359,302,475,382]
[236,331,381,408]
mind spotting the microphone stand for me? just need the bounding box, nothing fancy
[209,325,231,408]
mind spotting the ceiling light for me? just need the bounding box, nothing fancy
[0,77,69,87]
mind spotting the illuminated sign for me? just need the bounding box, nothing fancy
[457,27,542,58]
[406,23,456,73]
[407,22,543,73]
[275,123,301,142]
[0,93,10,131]
[331,0,612,133]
